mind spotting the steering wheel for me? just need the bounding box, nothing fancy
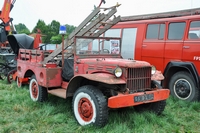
[100,49,110,54]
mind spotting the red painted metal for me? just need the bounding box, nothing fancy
[17,36,169,107]
[111,9,200,76]
[78,98,93,122]
[0,0,16,47]
[108,89,170,108]
[0,0,16,31]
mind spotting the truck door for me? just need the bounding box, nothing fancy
[183,20,200,74]
[164,22,186,69]
[141,23,165,72]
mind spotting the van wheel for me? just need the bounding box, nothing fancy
[29,75,48,102]
[134,81,166,115]
[169,71,199,102]
[72,85,108,127]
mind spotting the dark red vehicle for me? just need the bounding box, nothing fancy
[12,3,170,127]
[109,8,200,102]
[14,36,169,127]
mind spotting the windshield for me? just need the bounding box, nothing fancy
[76,37,121,55]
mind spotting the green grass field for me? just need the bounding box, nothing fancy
[0,80,200,133]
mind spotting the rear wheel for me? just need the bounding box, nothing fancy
[72,85,108,127]
[134,81,166,115]
[169,71,199,102]
[29,75,48,102]
[7,69,16,84]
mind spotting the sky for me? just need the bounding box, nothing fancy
[1,0,200,31]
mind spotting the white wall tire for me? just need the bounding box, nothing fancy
[72,85,108,127]
[73,92,96,125]
[29,75,48,102]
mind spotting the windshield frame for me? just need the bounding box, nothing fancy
[74,36,122,59]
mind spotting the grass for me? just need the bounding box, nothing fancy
[0,79,200,133]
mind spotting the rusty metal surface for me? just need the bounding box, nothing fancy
[73,73,126,84]
[77,58,150,68]
[48,89,66,99]
[151,70,165,81]
[126,67,151,93]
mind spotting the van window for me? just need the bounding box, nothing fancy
[121,28,137,59]
[168,22,185,40]
[188,21,200,39]
[146,24,165,39]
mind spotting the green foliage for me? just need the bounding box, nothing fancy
[31,20,76,44]
[14,23,30,34]
[0,80,200,133]
[50,35,62,44]
[50,24,76,44]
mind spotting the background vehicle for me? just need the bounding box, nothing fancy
[0,0,17,81]
[108,7,200,102]
[9,2,169,127]
[0,0,16,50]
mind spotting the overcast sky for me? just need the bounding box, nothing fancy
[1,0,200,31]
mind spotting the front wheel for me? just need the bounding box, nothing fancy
[169,71,199,102]
[29,75,48,102]
[72,85,108,127]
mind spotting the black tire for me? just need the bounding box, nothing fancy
[169,71,199,102]
[0,63,6,80]
[134,81,166,115]
[7,69,17,84]
[29,75,48,102]
[72,85,108,127]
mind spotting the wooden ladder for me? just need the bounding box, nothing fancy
[42,4,121,64]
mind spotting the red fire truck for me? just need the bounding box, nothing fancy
[8,3,170,127]
[109,8,200,102]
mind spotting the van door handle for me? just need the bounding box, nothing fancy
[183,46,190,49]
[142,44,147,47]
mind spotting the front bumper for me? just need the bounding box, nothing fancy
[108,89,170,108]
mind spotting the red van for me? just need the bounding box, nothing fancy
[105,8,200,102]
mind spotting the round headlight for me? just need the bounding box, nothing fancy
[114,67,122,77]
[151,65,156,75]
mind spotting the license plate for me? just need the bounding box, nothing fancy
[134,93,154,102]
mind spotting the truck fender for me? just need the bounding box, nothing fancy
[151,70,164,81]
[162,61,200,88]
[66,73,126,97]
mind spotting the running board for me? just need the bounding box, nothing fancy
[48,89,67,99]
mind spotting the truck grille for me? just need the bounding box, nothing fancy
[127,67,151,93]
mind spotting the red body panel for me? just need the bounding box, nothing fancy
[111,14,200,76]
[17,49,62,88]
[108,89,170,108]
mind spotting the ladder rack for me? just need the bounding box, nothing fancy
[43,4,121,64]
[121,7,200,22]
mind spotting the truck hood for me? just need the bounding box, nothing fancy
[77,58,151,68]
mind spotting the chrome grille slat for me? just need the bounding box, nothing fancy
[127,67,151,93]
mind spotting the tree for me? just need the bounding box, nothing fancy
[14,23,30,34]
[32,20,48,43]
[32,19,76,44]
[50,23,76,44]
